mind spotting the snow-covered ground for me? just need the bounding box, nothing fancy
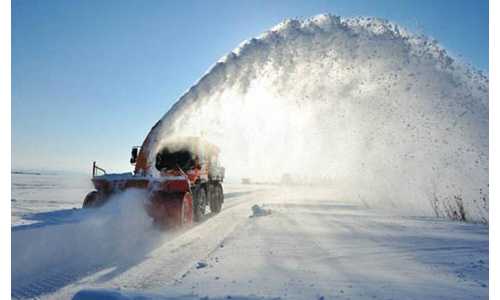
[11,172,92,226]
[11,173,488,299]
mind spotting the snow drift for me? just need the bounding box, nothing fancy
[12,189,164,290]
[144,14,488,222]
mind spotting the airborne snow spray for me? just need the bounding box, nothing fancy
[147,15,488,222]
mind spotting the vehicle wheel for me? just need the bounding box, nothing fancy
[193,186,207,222]
[210,183,223,213]
[82,191,99,208]
[208,183,217,213]
[217,183,224,204]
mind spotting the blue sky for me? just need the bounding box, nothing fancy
[12,0,488,173]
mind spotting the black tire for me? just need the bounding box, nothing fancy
[210,182,223,213]
[82,191,99,208]
[217,183,224,204]
[83,190,109,208]
[193,186,207,222]
[208,183,217,213]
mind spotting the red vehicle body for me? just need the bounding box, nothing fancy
[82,133,225,228]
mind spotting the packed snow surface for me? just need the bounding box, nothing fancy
[12,173,488,299]
[143,14,488,222]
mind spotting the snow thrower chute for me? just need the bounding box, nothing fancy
[82,131,225,229]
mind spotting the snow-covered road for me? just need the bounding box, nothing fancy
[12,181,488,299]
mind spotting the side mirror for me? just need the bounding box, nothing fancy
[130,147,139,164]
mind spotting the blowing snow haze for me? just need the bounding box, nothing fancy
[145,14,488,222]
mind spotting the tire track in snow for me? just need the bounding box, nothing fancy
[19,188,264,299]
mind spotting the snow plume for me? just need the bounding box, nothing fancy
[147,14,488,222]
[12,189,162,285]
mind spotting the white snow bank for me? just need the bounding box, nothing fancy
[144,14,488,222]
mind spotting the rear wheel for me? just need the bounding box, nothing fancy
[82,191,100,208]
[209,182,223,213]
[193,186,207,222]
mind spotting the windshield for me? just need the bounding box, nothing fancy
[155,147,195,171]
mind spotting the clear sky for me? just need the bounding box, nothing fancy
[12,0,488,174]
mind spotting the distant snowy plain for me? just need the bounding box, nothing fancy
[11,172,488,299]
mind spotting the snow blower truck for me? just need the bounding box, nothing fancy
[82,133,225,228]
